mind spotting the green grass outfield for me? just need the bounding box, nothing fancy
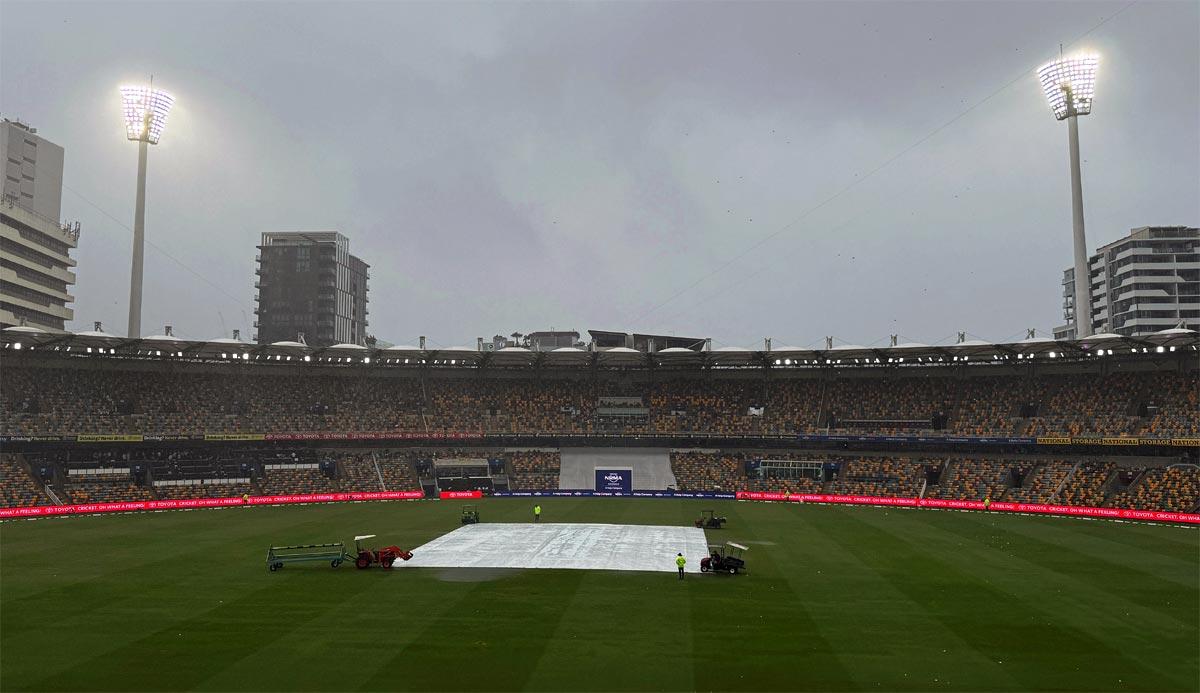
[1,499,1196,692]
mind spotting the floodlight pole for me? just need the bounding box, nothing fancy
[127,135,149,339]
[1063,87,1091,339]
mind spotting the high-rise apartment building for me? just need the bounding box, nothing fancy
[1055,226,1199,339]
[254,231,368,347]
[0,120,78,331]
[2,119,63,221]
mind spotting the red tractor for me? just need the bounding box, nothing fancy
[352,534,413,569]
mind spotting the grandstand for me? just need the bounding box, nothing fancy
[0,453,49,507]
[0,326,1197,513]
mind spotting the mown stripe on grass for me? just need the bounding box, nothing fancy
[876,509,1199,688]
[1,501,438,690]
[359,568,587,691]
[524,569,697,692]
[21,572,381,692]
[890,509,1199,642]
[0,509,371,687]
[687,502,859,692]
[827,506,1189,691]
[929,511,1198,623]
[784,504,1024,691]
[988,513,1200,571]
[192,569,483,691]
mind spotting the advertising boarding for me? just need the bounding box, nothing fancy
[595,468,633,494]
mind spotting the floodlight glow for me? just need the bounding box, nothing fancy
[120,86,175,144]
[1037,54,1099,120]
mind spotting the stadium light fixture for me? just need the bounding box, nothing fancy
[1037,53,1099,339]
[120,83,175,339]
[1037,55,1098,121]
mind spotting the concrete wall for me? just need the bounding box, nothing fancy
[560,448,677,491]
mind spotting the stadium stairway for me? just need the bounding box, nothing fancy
[1103,468,1150,508]
[926,458,960,498]
[44,485,64,504]
[1049,460,1083,502]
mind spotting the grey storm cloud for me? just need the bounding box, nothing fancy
[1,1,1196,347]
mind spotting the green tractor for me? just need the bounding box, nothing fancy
[461,504,480,525]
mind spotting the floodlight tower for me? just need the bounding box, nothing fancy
[1037,54,1099,338]
[119,83,175,338]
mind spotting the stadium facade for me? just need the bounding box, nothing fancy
[1056,225,1199,339]
[253,231,369,347]
[0,120,79,332]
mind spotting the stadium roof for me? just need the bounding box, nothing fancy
[2,326,1195,369]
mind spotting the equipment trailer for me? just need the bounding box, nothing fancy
[265,535,413,571]
[266,542,348,571]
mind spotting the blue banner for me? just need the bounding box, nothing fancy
[595,469,632,493]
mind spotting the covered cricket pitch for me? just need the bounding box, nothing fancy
[398,522,710,573]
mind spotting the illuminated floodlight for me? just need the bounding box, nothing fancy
[1037,53,1100,339]
[120,81,176,339]
[120,85,175,144]
[1037,54,1099,120]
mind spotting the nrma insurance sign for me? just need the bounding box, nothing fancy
[595,469,632,493]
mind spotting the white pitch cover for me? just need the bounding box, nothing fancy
[398,523,709,573]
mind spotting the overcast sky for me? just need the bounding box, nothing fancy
[2,1,1197,348]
